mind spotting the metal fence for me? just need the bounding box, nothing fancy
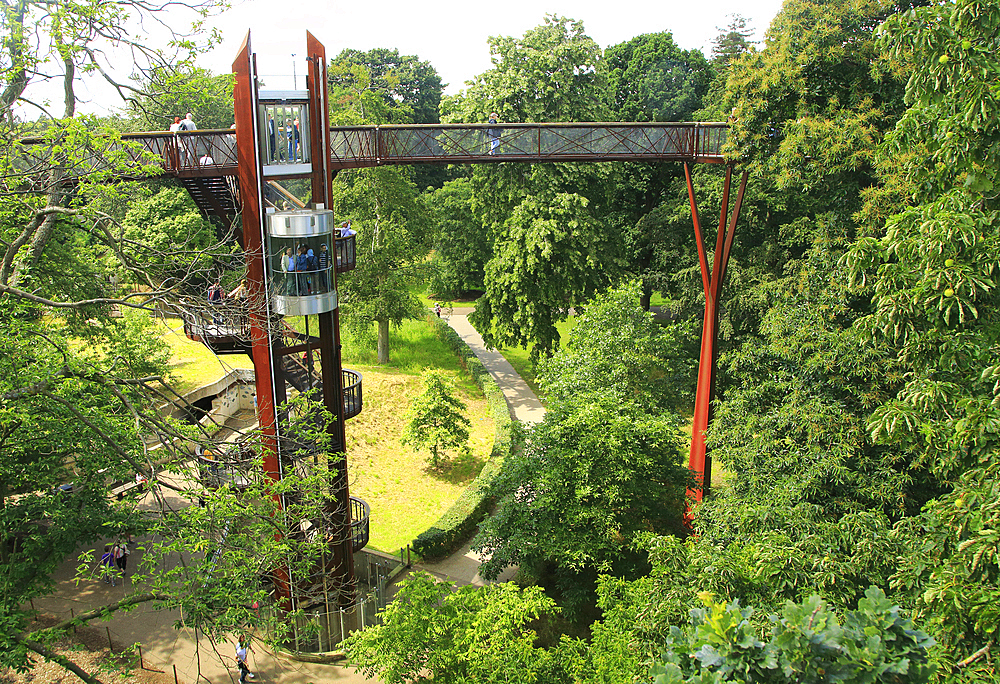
[278,549,401,654]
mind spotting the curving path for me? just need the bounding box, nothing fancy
[440,307,545,425]
[412,307,544,587]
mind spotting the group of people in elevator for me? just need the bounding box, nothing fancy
[280,242,331,296]
[277,222,355,298]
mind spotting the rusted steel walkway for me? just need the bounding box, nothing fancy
[19,122,728,179]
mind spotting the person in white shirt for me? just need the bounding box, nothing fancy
[235,638,254,683]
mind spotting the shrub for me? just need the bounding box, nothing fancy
[649,587,936,684]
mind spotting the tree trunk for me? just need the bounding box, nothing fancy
[377,317,390,364]
[640,281,652,312]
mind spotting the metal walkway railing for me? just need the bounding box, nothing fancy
[18,121,728,179]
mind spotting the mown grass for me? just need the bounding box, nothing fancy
[157,317,254,394]
[340,316,495,553]
[160,313,494,555]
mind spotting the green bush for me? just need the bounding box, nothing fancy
[649,587,936,684]
[411,317,516,560]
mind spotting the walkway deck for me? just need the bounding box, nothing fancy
[18,122,728,179]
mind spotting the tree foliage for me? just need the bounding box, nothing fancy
[470,192,614,359]
[344,572,560,684]
[329,48,443,125]
[332,166,432,364]
[649,588,935,684]
[128,66,235,131]
[401,370,471,468]
[604,32,710,123]
[424,177,490,297]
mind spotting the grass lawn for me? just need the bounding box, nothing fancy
[340,316,495,554]
[417,289,484,310]
[161,313,494,556]
[158,317,254,394]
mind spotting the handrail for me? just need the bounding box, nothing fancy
[342,369,363,420]
[18,122,729,180]
[351,496,370,552]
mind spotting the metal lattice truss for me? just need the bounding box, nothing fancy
[16,122,727,183]
[15,130,241,181]
[329,122,729,169]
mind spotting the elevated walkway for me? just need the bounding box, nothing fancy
[19,121,727,240]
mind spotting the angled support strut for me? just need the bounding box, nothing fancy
[685,162,748,503]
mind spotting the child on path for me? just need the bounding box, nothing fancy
[100,545,116,586]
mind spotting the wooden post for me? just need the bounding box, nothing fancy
[70,608,76,633]
[106,626,114,654]
[173,664,179,684]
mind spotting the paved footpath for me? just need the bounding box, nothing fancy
[440,307,546,425]
[412,308,544,586]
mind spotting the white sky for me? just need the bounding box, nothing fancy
[57,0,784,117]
[202,0,784,93]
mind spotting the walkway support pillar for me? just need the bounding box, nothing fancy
[685,162,748,503]
[232,32,295,607]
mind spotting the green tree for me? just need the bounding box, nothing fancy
[333,166,432,364]
[600,31,712,311]
[128,66,235,131]
[472,394,689,618]
[537,281,696,412]
[442,14,607,125]
[711,14,757,68]
[120,185,222,286]
[344,573,561,684]
[401,370,471,468]
[329,47,449,189]
[841,1,1000,675]
[603,32,710,123]
[425,177,490,297]
[470,191,614,360]
[647,588,935,684]
[329,47,443,125]
[443,16,617,356]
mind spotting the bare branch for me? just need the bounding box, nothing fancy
[17,637,106,684]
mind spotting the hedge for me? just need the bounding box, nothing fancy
[411,316,517,560]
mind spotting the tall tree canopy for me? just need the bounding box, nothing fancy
[329,47,443,125]
[444,16,616,357]
[604,32,710,123]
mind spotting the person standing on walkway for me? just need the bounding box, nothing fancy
[434,302,441,317]
[100,545,116,586]
[235,638,254,683]
[487,112,501,155]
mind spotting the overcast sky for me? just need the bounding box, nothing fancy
[200,0,785,93]
[55,0,785,117]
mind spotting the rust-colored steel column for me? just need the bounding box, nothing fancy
[306,31,356,603]
[233,32,292,605]
[233,33,279,487]
[685,162,748,504]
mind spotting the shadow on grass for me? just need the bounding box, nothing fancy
[423,449,486,485]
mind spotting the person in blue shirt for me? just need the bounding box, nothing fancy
[294,244,310,294]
